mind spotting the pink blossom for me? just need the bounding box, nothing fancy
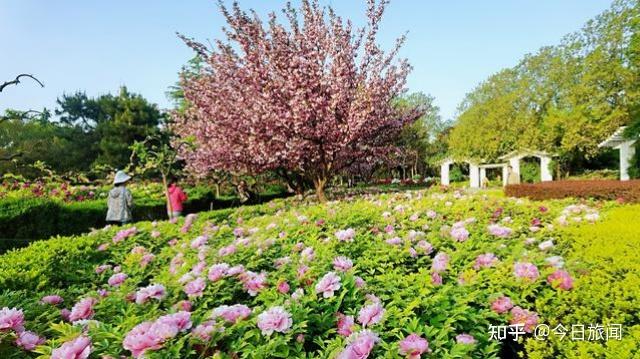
[337,330,379,359]
[336,228,356,242]
[218,244,236,257]
[40,295,64,306]
[301,247,315,262]
[450,225,469,242]
[212,304,252,323]
[355,276,367,288]
[333,256,354,272]
[357,302,385,327]
[315,272,342,298]
[291,288,305,300]
[256,306,292,336]
[15,330,45,351]
[140,253,155,267]
[157,311,192,332]
[432,252,449,273]
[385,237,402,245]
[60,308,71,321]
[416,240,433,254]
[0,307,24,332]
[296,265,309,279]
[337,313,355,337]
[456,333,476,344]
[430,272,442,286]
[510,306,539,333]
[69,298,97,322]
[184,277,206,298]
[95,264,111,274]
[277,281,290,294]
[190,235,208,249]
[173,300,192,312]
[241,271,268,296]
[514,262,540,281]
[473,253,498,270]
[208,263,230,282]
[426,210,437,219]
[51,335,91,359]
[112,227,137,243]
[135,284,166,304]
[107,272,128,287]
[490,296,514,314]
[398,333,430,358]
[123,322,164,358]
[181,213,197,233]
[192,320,221,341]
[232,227,244,237]
[488,224,512,238]
[547,270,574,290]
[384,224,395,234]
[227,265,245,276]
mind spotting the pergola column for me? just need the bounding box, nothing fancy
[619,140,636,181]
[440,162,451,185]
[502,165,509,187]
[479,167,487,185]
[509,157,520,183]
[469,163,480,188]
[540,156,553,182]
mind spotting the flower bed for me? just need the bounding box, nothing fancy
[505,180,640,203]
[0,189,631,358]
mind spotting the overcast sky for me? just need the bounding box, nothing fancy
[1,0,613,121]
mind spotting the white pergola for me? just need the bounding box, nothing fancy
[599,126,637,181]
[440,158,480,188]
[479,163,509,187]
[498,149,554,183]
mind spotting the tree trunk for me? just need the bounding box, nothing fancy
[214,183,220,198]
[314,177,327,202]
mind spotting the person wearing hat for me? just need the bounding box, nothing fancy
[106,170,133,224]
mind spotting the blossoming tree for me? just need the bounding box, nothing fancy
[172,0,423,201]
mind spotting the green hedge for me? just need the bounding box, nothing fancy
[0,190,287,252]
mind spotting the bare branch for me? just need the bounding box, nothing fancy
[0,74,45,93]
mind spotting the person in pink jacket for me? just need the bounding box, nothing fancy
[167,181,188,219]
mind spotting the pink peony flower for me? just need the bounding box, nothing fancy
[430,272,442,286]
[112,227,137,243]
[337,313,355,337]
[40,295,64,306]
[488,224,512,238]
[385,237,402,245]
[123,321,165,358]
[95,264,112,274]
[473,253,498,270]
[212,304,252,323]
[514,262,540,281]
[416,240,433,254]
[15,330,45,351]
[140,253,155,267]
[173,300,192,312]
[51,335,91,359]
[357,302,385,327]
[450,225,469,242]
[218,244,236,257]
[107,272,128,287]
[135,284,166,305]
[398,333,430,358]
[547,270,574,290]
[333,256,354,272]
[227,265,245,276]
[301,247,315,262]
[432,252,449,273]
[190,235,208,249]
[256,306,292,336]
[335,228,356,242]
[296,264,309,279]
[337,330,379,359]
[315,272,342,298]
[490,296,514,314]
[277,281,290,294]
[510,306,539,333]
[291,288,305,300]
[192,320,222,341]
[60,308,71,321]
[355,276,367,288]
[69,298,97,322]
[241,271,268,296]
[456,333,476,344]
[384,224,395,234]
[184,277,206,298]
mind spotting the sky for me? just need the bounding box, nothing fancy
[0,0,614,121]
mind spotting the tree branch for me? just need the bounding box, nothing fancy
[0,74,45,93]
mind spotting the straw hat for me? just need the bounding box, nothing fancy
[113,170,132,185]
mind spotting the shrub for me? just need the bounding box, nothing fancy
[505,180,640,202]
[0,188,621,358]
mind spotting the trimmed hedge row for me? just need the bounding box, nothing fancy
[0,191,287,252]
[505,180,640,202]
